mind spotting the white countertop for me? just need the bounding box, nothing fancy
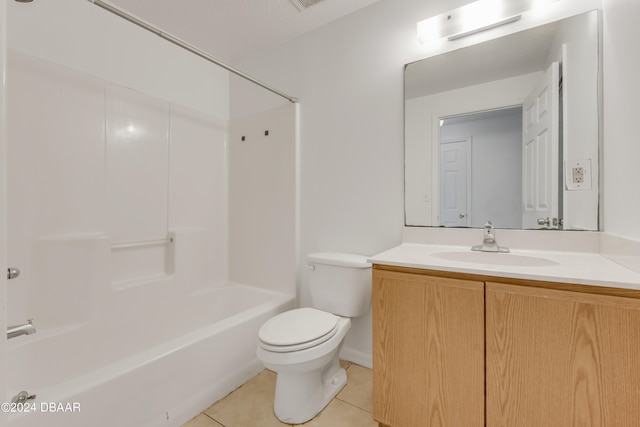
[369,243,640,291]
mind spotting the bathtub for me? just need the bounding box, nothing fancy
[6,283,294,427]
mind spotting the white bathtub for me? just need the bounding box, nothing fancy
[6,283,294,427]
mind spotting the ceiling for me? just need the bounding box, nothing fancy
[107,0,383,63]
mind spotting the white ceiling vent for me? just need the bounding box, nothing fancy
[289,0,326,11]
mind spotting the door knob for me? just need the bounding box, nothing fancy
[537,217,550,226]
[459,213,466,218]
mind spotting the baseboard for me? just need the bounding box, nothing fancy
[340,347,372,369]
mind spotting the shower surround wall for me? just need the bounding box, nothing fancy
[7,50,228,325]
[7,0,231,326]
[229,103,299,297]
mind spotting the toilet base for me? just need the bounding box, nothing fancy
[273,355,347,424]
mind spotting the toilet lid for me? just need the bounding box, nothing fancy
[258,308,339,352]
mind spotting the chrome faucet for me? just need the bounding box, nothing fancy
[471,221,509,253]
[7,319,36,340]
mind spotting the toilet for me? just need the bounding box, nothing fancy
[256,252,372,424]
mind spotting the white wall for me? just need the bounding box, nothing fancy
[233,0,608,365]
[603,0,640,241]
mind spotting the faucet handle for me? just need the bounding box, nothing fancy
[472,220,509,253]
[11,391,36,404]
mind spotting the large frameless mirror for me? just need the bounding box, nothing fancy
[404,10,600,230]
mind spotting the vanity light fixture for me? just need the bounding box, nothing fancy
[447,14,522,41]
[417,0,559,44]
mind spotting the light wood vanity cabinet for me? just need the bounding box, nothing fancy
[486,282,640,426]
[372,268,485,427]
[373,265,640,427]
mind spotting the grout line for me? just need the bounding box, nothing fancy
[334,396,374,415]
[201,412,226,427]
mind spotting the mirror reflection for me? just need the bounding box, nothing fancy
[439,106,523,229]
[405,11,600,230]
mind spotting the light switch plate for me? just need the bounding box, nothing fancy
[565,159,592,190]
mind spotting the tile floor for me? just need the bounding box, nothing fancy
[181,362,376,427]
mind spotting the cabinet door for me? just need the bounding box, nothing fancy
[487,282,640,426]
[373,270,485,427]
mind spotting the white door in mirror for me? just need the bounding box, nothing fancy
[522,61,560,229]
[440,138,471,227]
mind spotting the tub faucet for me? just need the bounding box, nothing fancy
[7,319,36,340]
[471,221,509,253]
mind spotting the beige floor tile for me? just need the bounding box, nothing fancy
[337,364,373,413]
[181,413,224,427]
[301,398,377,427]
[203,370,291,427]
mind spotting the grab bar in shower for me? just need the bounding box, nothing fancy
[111,236,174,250]
[7,319,36,340]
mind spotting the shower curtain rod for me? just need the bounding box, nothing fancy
[86,0,298,104]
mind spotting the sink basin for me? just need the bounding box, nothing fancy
[430,251,558,267]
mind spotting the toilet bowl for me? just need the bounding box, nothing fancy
[256,252,371,424]
[257,308,351,424]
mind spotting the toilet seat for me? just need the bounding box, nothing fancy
[258,308,339,353]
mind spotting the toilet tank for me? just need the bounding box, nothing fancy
[307,252,372,317]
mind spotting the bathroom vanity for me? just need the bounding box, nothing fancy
[386,2,639,423]
[370,237,640,427]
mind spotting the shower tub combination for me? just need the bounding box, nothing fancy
[6,281,293,427]
[6,4,298,423]
[5,48,295,426]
